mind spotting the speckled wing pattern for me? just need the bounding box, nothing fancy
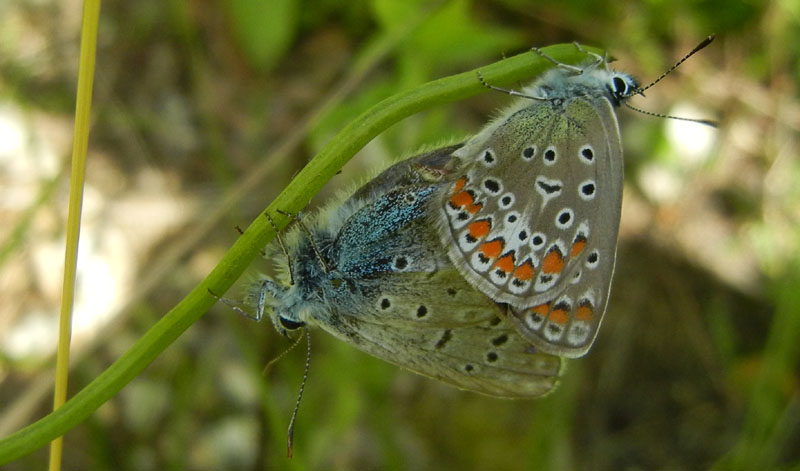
[436,66,632,357]
[259,148,562,397]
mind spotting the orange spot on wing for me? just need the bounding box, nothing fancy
[479,239,504,259]
[542,248,565,274]
[512,260,535,281]
[468,220,491,239]
[465,202,483,215]
[450,190,473,208]
[570,239,587,257]
[452,177,467,193]
[493,253,515,273]
[549,308,569,325]
[530,303,550,316]
[576,303,594,321]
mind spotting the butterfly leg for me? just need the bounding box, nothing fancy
[208,288,263,322]
[235,225,270,259]
[210,275,292,324]
[275,209,331,274]
[266,211,296,285]
[476,71,546,101]
[572,42,606,68]
[253,278,290,323]
[530,46,583,75]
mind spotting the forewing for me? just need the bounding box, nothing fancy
[334,185,446,276]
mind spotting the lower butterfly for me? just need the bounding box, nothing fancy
[247,145,561,398]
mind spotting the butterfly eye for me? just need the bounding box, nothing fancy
[279,316,305,330]
[612,76,629,96]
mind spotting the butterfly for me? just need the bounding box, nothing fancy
[434,38,715,358]
[248,146,562,398]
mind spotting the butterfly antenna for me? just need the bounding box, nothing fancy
[624,102,718,127]
[287,328,312,459]
[633,35,715,95]
[262,332,305,375]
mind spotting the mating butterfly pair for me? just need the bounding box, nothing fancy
[244,38,714,397]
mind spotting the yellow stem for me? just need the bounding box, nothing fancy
[49,1,102,470]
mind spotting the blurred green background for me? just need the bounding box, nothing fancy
[1,0,799,469]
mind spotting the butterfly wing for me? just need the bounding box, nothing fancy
[350,144,462,202]
[436,95,623,357]
[308,183,561,397]
[314,268,561,398]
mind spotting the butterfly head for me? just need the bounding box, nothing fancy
[531,63,640,109]
[267,293,308,337]
[275,314,306,336]
[575,65,640,107]
[246,278,305,337]
[605,70,640,105]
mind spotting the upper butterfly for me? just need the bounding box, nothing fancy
[434,44,682,358]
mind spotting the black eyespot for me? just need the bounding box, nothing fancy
[492,334,508,346]
[465,364,474,372]
[483,150,495,164]
[581,147,594,160]
[522,147,535,159]
[393,256,408,270]
[588,251,599,264]
[581,182,595,196]
[436,330,453,349]
[483,179,500,194]
[532,235,544,246]
[536,179,562,194]
[380,298,391,309]
[507,214,517,223]
[279,317,305,330]
[554,300,571,312]
[547,323,563,335]
[416,305,428,318]
[544,148,556,162]
[518,230,528,241]
[501,196,512,206]
[486,352,498,362]
[558,211,571,225]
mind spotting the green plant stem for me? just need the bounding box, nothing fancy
[49,1,101,470]
[0,43,600,465]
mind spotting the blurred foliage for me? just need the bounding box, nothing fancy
[225,0,299,72]
[1,0,799,470]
